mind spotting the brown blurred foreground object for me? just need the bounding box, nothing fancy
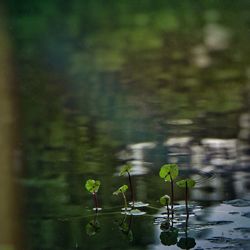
[0,4,23,250]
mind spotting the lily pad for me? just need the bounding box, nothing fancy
[129,209,146,216]
[129,201,149,208]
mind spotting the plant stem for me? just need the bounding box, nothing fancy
[122,192,128,211]
[127,171,135,207]
[93,192,99,210]
[185,181,189,220]
[170,173,174,220]
[166,204,170,218]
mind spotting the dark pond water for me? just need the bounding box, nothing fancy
[4,0,250,249]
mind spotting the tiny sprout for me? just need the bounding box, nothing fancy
[159,164,179,219]
[119,164,134,207]
[85,179,101,211]
[160,195,171,218]
[113,185,129,211]
[176,178,196,219]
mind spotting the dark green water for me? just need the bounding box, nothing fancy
[5,0,250,249]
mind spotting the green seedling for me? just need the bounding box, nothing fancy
[113,185,129,211]
[160,195,171,218]
[85,179,101,211]
[119,164,134,207]
[159,164,179,218]
[176,178,196,219]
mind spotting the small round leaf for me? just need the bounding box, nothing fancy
[159,164,179,181]
[85,179,101,193]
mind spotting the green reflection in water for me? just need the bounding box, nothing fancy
[5,0,250,249]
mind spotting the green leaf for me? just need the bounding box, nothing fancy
[119,164,132,176]
[176,179,196,188]
[85,179,101,193]
[113,184,128,195]
[159,164,179,181]
[160,195,171,205]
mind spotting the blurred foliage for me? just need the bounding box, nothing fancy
[4,0,250,249]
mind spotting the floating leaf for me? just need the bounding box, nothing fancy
[177,237,196,249]
[119,164,132,176]
[113,185,128,195]
[159,164,179,181]
[129,209,146,216]
[160,195,171,206]
[176,179,196,188]
[85,179,101,193]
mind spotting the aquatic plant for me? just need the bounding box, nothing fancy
[119,164,134,207]
[85,179,101,211]
[160,194,171,218]
[159,164,179,218]
[176,178,196,219]
[113,184,129,211]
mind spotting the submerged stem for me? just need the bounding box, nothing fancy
[127,171,134,207]
[93,192,99,210]
[122,191,128,211]
[185,181,189,220]
[170,173,174,220]
[166,203,170,218]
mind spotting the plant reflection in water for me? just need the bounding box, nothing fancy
[85,211,101,237]
[177,216,196,249]
[115,213,133,242]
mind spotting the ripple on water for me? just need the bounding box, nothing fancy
[207,237,250,248]
[234,227,250,233]
[192,170,217,187]
[241,212,250,218]
[223,199,250,207]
